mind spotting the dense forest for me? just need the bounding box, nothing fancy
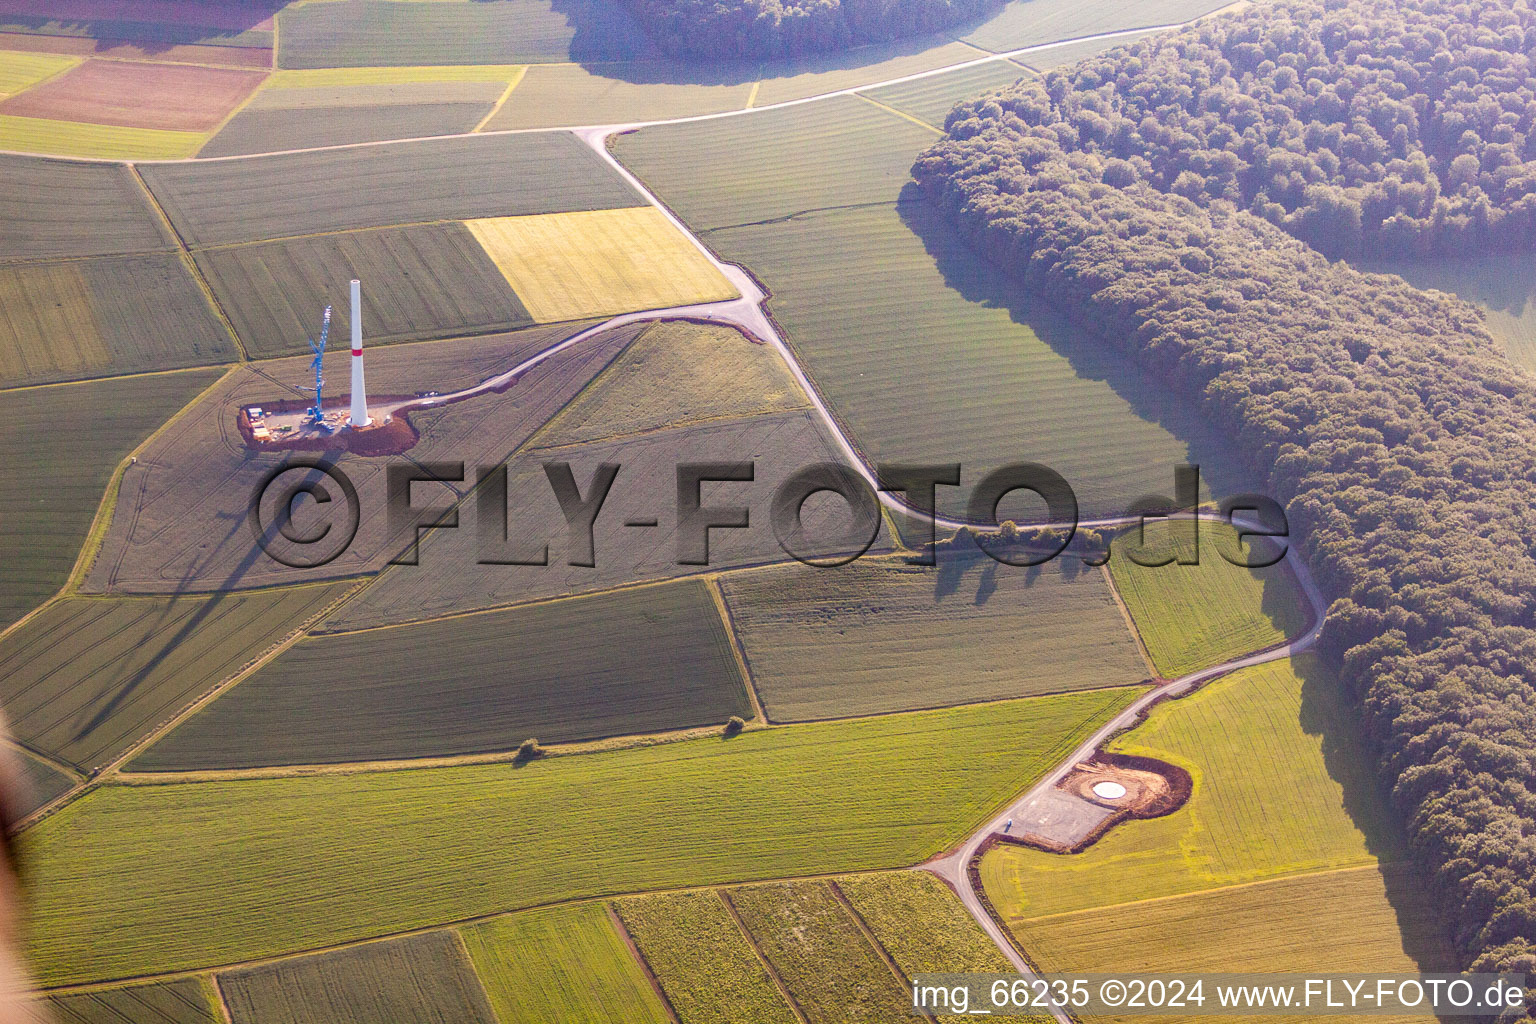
[953,0,1536,257]
[916,0,1536,1000]
[627,0,999,59]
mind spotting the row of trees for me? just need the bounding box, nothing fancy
[916,0,1536,1000]
[951,0,1536,258]
[627,0,999,59]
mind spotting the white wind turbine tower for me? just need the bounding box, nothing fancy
[348,278,371,428]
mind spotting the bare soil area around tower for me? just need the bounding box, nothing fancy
[1001,752,1192,855]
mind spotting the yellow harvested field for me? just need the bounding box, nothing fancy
[466,207,738,323]
[265,65,526,88]
[0,115,203,159]
[0,51,80,98]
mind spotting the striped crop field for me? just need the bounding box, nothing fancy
[0,253,236,385]
[0,49,79,96]
[0,368,224,628]
[0,113,203,159]
[618,890,798,1024]
[23,688,1138,983]
[133,578,753,770]
[838,872,1050,1024]
[139,131,639,247]
[614,96,1250,524]
[461,903,671,1024]
[43,978,220,1024]
[728,880,911,1023]
[1108,520,1309,678]
[217,932,497,1024]
[721,553,1149,720]
[531,320,810,448]
[466,207,737,323]
[194,222,532,358]
[0,585,353,771]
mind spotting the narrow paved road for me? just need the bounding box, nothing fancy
[921,540,1328,1022]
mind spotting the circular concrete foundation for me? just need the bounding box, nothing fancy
[1092,780,1128,800]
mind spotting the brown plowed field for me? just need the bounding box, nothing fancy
[0,59,266,131]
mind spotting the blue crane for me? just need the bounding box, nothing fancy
[298,305,332,426]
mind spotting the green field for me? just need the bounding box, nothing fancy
[195,222,532,358]
[43,978,220,1024]
[611,95,938,232]
[721,553,1148,720]
[859,60,1028,128]
[0,253,237,385]
[979,656,1401,920]
[24,688,1137,983]
[618,890,797,1024]
[1015,865,1451,1024]
[0,49,78,95]
[484,62,754,131]
[531,321,809,448]
[198,82,504,157]
[134,578,752,770]
[616,98,1246,524]
[0,155,171,262]
[1109,520,1308,677]
[711,201,1238,523]
[0,114,204,160]
[0,369,223,628]
[276,0,651,67]
[838,872,1049,1024]
[0,585,351,771]
[729,881,910,1023]
[461,903,671,1024]
[960,0,1232,52]
[218,932,497,1024]
[139,131,639,247]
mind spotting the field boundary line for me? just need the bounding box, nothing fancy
[704,575,768,725]
[190,67,273,158]
[125,163,250,361]
[1100,562,1158,680]
[2,52,82,96]
[204,974,234,1024]
[0,362,233,396]
[0,24,1192,165]
[1008,860,1395,928]
[853,91,942,133]
[13,578,366,833]
[2,739,83,785]
[744,80,761,107]
[62,364,239,597]
[827,878,934,1014]
[112,684,1147,783]
[717,889,810,1024]
[471,65,527,132]
[34,867,921,995]
[606,903,684,1024]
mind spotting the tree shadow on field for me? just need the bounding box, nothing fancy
[894,184,1260,512]
[564,7,1007,88]
[1294,655,1461,981]
[0,5,283,59]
